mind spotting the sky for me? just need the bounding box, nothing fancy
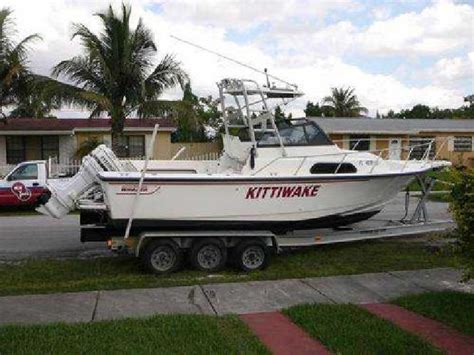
[1,0,473,117]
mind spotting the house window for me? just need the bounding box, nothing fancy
[349,135,370,151]
[41,136,59,159]
[453,136,472,152]
[116,135,145,158]
[6,136,26,164]
[409,137,436,159]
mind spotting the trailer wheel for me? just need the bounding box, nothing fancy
[190,238,227,272]
[233,240,269,272]
[142,240,182,274]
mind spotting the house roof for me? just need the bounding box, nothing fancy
[0,118,177,135]
[310,117,474,135]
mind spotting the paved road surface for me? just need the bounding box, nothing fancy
[0,215,107,260]
[0,194,452,260]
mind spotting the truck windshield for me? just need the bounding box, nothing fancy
[258,120,333,147]
[8,164,38,181]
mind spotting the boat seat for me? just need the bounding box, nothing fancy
[217,134,252,173]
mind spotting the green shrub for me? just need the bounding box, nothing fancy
[450,168,474,280]
[75,138,103,158]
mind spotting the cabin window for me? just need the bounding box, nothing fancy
[409,137,436,159]
[116,135,145,158]
[453,136,472,152]
[310,162,357,174]
[349,135,370,151]
[6,136,26,164]
[41,136,59,160]
[258,120,333,147]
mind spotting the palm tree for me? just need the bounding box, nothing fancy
[0,8,41,117]
[9,87,59,118]
[322,87,368,117]
[51,4,188,151]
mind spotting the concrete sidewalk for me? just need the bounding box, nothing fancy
[0,267,472,325]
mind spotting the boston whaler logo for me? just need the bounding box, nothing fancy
[245,184,320,200]
[118,184,161,195]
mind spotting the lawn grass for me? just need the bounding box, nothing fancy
[284,304,440,355]
[0,314,268,355]
[428,193,451,203]
[394,291,474,336]
[0,240,461,296]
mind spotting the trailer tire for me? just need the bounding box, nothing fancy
[190,238,227,272]
[233,239,269,272]
[141,240,182,275]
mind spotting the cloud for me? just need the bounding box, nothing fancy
[0,0,471,118]
[427,52,474,88]
[358,0,474,56]
[157,0,356,29]
[280,57,464,116]
[372,6,392,20]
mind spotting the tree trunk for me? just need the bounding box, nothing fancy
[111,106,126,157]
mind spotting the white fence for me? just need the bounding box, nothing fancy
[48,158,82,177]
[176,151,220,161]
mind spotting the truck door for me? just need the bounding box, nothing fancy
[0,163,44,207]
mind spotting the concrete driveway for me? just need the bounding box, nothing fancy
[0,194,452,260]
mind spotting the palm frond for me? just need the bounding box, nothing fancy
[0,7,14,53]
[144,54,188,98]
[136,99,193,118]
[36,75,106,110]
[321,86,367,117]
[9,33,41,63]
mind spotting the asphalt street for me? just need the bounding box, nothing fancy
[0,194,452,260]
[0,214,108,260]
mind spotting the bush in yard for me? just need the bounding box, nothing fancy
[75,138,103,159]
[450,168,474,280]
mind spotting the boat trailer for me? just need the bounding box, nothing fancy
[98,175,454,274]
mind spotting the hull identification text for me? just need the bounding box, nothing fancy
[245,184,320,199]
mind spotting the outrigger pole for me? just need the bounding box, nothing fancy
[170,35,297,89]
[124,124,159,240]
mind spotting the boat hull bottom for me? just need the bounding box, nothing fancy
[104,210,382,234]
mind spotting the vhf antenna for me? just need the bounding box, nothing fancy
[170,35,297,89]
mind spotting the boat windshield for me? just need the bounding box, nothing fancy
[257,120,333,147]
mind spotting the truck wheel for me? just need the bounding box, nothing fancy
[233,239,269,272]
[190,238,227,272]
[141,240,182,275]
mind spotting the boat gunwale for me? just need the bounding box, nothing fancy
[98,167,433,183]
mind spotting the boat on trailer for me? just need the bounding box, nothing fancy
[35,74,453,273]
[39,76,450,232]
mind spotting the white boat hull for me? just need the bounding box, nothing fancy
[99,172,415,231]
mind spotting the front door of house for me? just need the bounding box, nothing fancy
[389,138,402,160]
